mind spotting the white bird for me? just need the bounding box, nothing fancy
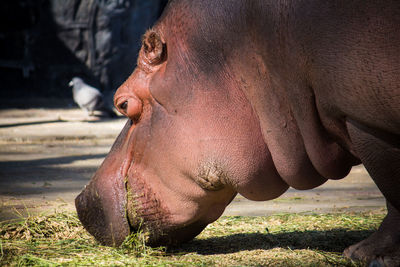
[69,77,115,117]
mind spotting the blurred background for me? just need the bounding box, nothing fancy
[0,0,171,220]
[0,0,168,106]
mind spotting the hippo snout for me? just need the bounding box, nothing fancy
[75,176,130,246]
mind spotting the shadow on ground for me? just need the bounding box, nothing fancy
[172,229,373,255]
[0,153,106,198]
[0,149,110,222]
[0,117,119,128]
[0,153,107,168]
[0,120,64,128]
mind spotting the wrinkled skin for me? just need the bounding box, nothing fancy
[76,0,400,265]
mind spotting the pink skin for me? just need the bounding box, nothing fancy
[76,1,400,264]
[76,17,288,246]
[111,26,288,244]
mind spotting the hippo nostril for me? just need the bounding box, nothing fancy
[120,101,128,114]
[116,97,143,122]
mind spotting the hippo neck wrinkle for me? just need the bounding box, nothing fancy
[195,161,227,191]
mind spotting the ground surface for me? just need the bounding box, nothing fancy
[0,104,386,222]
[1,212,384,266]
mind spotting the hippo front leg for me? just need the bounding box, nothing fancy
[345,121,400,266]
[344,202,400,267]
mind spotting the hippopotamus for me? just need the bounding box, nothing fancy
[75,0,400,265]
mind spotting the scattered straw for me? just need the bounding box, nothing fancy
[0,211,384,266]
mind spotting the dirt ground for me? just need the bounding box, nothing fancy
[0,105,386,222]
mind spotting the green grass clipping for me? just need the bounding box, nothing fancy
[0,211,384,266]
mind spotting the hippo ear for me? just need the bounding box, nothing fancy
[141,30,166,66]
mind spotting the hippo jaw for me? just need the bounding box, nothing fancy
[75,171,210,247]
[75,162,210,247]
[124,178,210,246]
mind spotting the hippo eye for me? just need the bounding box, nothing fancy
[141,30,166,66]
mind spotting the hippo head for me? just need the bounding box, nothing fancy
[75,1,288,247]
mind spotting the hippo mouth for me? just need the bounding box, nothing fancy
[75,119,208,247]
[124,175,208,247]
[75,171,205,247]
